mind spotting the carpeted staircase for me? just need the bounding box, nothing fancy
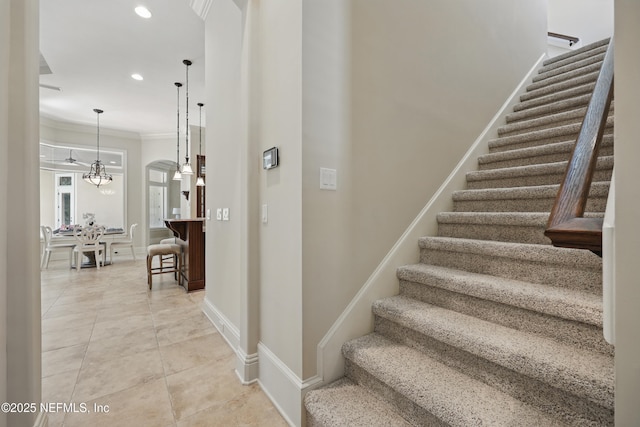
[305,38,614,426]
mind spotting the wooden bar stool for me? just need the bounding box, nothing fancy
[146,243,182,289]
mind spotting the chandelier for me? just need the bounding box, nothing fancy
[83,108,113,187]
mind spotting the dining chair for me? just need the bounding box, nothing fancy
[40,225,75,269]
[73,225,106,271]
[109,223,138,263]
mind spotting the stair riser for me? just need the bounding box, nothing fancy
[467,168,612,190]
[541,43,608,70]
[489,123,613,154]
[344,361,447,427]
[419,248,602,292]
[437,222,550,245]
[452,195,607,214]
[534,52,606,83]
[513,83,596,113]
[499,116,585,138]
[506,94,592,124]
[479,145,614,170]
[498,107,613,138]
[398,280,612,356]
[374,318,614,426]
[526,62,603,93]
[520,71,599,103]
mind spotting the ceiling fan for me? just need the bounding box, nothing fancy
[53,149,90,167]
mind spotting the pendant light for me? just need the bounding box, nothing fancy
[195,102,205,187]
[181,59,194,175]
[83,108,113,187]
[172,82,183,181]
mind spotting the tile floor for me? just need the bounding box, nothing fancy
[41,252,287,427]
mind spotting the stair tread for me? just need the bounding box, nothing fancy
[343,333,566,426]
[521,70,600,103]
[396,263,602,326]
[437,211,603,225]
[534,52,606,83]
[305,377,412,427]
[506,93,593,124]
[478,134,613,166]
[514,82,597,112]
[542,38,609,67]
[452,181,610,201]
[372,296,613,408]
[418,236,602,268]
[467,156,613,182]
[488,117,613,150]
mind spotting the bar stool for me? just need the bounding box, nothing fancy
[146,243,182,289]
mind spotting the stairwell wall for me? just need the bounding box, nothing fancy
[613,0,640,423]
[301,0,549,381]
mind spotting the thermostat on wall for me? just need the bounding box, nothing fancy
[263,147,279,170]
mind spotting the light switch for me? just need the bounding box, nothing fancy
[262,204,268,224]
[222,208,229,221]
[320,168,337,190]
[216,208,222,221]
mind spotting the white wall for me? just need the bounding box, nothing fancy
[549,0,613,44]
[614,1,640,423]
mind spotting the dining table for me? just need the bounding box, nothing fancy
[52,227,126,268]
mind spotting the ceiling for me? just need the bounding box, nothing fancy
[39,0,206,136]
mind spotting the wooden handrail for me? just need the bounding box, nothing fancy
[544,39,614,256]
[548,32,580,47]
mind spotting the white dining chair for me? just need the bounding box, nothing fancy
[40,225,75,269]
[73,225,106,271]
[109,223,138,263]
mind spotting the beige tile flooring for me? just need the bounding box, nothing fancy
[41,254,287,427]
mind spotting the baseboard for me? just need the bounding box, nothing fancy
[313,53,548,386]
[33,412,48,427]
[201,297,259,384]
[257,342,321,427]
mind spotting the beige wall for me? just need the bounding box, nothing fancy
[300,0,548,379]
[204,0,245,338]
[259,0,304,377]
[614,0,640,423]
[1,0,41,426]
[0,0,9,423]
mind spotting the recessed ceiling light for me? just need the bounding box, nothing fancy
[134,6,152,18]
[131,73,144,81]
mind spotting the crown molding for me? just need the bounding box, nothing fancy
[40,115,141,140]
[190,0,213,20]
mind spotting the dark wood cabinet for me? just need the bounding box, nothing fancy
[164,219,205,292]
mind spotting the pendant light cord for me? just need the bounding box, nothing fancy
[183,59,192,163]
[175,82,182,170]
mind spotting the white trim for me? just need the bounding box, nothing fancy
[202,298,260,383]
[257,342,304,427]
[190,0,213,20]
[235,346,259,384]
[313,53,548,386]
[603,169,615,345]
[33,412,48,427]
[202,297,240,348]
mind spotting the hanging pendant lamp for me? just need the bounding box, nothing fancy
[196,102,205,187]
[173,82,183,181]
[83,108,113,187]
[181,59,194,175]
